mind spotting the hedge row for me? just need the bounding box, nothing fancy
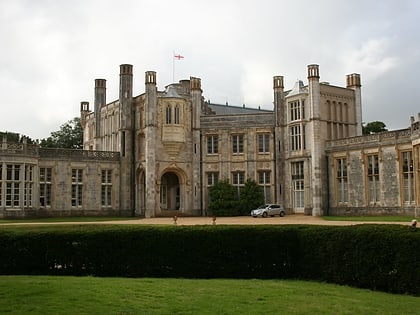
[0,224,418,295]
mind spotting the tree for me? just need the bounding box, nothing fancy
[0,131,20,143]
[238,179,265,215]
[0,132,35,144]
[362,121,388,135]
[208,179,240,216]
[40,117,83,149]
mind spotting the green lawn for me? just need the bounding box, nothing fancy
[0,216,138,224]
[0,276,418,314]
[322,216,415,222]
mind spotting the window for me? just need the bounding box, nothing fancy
[6,164,20,208]
[402,151,414,204]
[207,135,218,154]
[258,134,270,153]
[40,168,52,207]
[291,162,304,208]
[232,135,244,154]
[174,106,180,124]
[289,125,305,151]
[336,158,348,204]
[367,155,380,204]
[101,169,112,208]
[258,171,271,203]
[165,105,172,124]
[71,169,83,207]
[207,172,219,186]
[289,100,305,121]
[232,171,245,197]
[23,165,34,208]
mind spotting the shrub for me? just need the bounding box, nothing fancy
[208,179,240,216]
[0,224,418,295]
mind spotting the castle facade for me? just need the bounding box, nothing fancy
[1,63,418,218]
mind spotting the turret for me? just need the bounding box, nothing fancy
[346,73,362,136]
[273,75,284,126]
[145,71,157,126]
[118,64,134,214]
[190,77,202,213]
[307,64,323,216]
[307,64,320,119]
[94,79,106,150]
[80,101,89,127]
[119,64,133,120]
[144,71,158,218]
[190,77,202,129]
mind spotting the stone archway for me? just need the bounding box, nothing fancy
[160,172,180,210]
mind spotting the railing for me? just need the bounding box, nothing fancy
[0,143,39,156]
[0,142,120,161]
[326,128,412,148]
[40,148,120,161]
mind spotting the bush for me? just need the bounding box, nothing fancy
[208,179,240,216]
[0,224,418,295]
[238,179,265,215]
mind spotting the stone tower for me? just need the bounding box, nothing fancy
[273,75,285,204]
[94,79,106,150]
[190,77,202,213]
[119,64,134,213]
[346,73,362,136]
[307,64,324,216]
[144,71,157,218]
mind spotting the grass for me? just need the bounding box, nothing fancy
[322,216,415,222]
[0,276,418,315]
[0,216,138,224]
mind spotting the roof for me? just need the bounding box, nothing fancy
[207,103,273,115]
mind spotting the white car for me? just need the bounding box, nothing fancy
[251,204,285,218]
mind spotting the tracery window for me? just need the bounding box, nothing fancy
[336,158,348,204]
[366,155,380,204]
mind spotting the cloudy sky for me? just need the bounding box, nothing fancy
[1,0,419,139]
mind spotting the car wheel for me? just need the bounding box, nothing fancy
[279,212,285,217]
[262,212,268,218]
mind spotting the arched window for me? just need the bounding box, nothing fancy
[174,105,180,124]
[166,105,172,124]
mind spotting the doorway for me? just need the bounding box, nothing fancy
[160,172,180,210]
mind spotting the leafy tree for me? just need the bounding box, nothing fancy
[362,121,388,135]
[0,131,20,143]
[208,179,240,216]
[40,117,83,149]
[238,179,265,215]
[0,132,35,144]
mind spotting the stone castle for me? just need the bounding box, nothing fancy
[1,63,419,218]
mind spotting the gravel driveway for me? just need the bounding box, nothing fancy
[100,215,412,226]
[2,214,413,226]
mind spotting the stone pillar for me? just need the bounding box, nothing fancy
[118,64,134,214]
[308,64,323,216]
[191,77,202,214]
[346,73,362,136]
[80,101,90,149]
[94,79,106,150]
[273,75,285,205]
[144,71,157,218]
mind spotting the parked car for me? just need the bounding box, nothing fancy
[251,204,285,217]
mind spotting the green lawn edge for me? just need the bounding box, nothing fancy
[0,276,419,315]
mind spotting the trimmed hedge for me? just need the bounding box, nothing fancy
[0,224,418,295]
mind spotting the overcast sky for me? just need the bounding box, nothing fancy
[1,0,420,139]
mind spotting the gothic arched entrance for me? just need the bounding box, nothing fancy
[160,172,180,210]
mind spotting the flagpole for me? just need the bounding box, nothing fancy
[172,52,184,83]
[172,51,175,82]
